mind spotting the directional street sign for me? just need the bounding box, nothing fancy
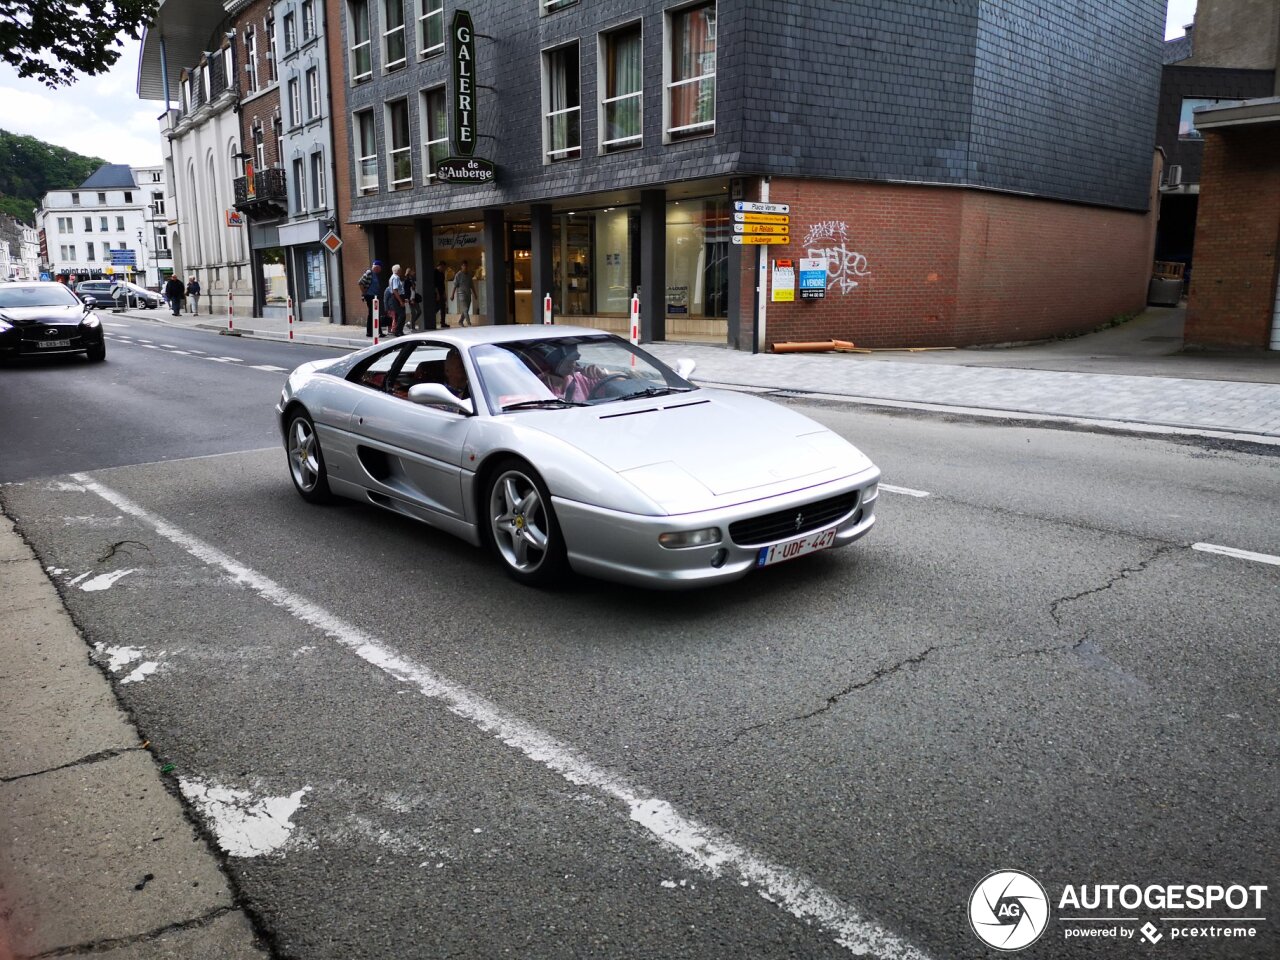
[734,212,789,224]
[734,200,790,214]
[734,223,789,235]
[732,234,787,245]
[109,249,137,266]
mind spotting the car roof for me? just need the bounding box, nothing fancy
[388,324,618,348]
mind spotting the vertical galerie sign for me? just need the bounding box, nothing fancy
[451,10,476,157]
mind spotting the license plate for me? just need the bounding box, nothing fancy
[757,526,837,567]
[37,340,72,348]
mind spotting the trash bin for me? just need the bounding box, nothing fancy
[1147,276,1183,307]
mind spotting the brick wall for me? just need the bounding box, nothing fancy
[237,0,283,171]
[749,177,1154,349]
[325,0,369,325]
[1185,126,1280,348]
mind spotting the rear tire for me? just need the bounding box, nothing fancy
[286,410,334,504]
[484,458,567,586]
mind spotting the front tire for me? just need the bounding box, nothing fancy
[485,459,567,586]
[286,411,334,503]
[86,342,106,362]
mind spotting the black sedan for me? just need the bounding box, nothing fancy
[0,282,106,363]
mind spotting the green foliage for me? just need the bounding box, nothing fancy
[0,0,160,87]
[0,129,104,225]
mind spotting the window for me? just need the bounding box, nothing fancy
[543,43,581,162]
[118,241,126,250]
[59,244,69,260]
[387,98,412,189]
[1178,97,1239,140]
[100,216,109,232]
[273,112,284,165]
[266,15,277,82]
[84,217,93,232]
[384,0,407,69]
[151,192,166,217]
[124,191,132,203]
[302,0,316,41]
[306,67,321,119]
[542,0,577,13]
[420,86,448,182]
[283,11,297,51]
[666,2,715,138]
[58,217,72,232]
[350,0,372,80]
[253,123,266,171]
[418,0,443,56]
[355,110,378,193]
[97,192,107,204]
[293,157,307,213]
[71,192,80,205]
[155,226,168,252]
[244,26,259,90]
[69,245,76,260]
[116,216,125,231]
[151,171,161,182]
[288,77,302,126]
[601,25,642,151]
[310,152,326,208]
[87,244,95,261]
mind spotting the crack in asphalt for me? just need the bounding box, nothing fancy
[1048,544,1177,626]
[723,645,942,747]
[97,539,150,563]
[25,906,241,958]
[995,627,1094,661]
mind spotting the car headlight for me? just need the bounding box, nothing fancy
[658,527,722,549]
[0,319,11,333]
[81,315,100,328]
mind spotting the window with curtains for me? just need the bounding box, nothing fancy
[387,98,412,189]
[283,11,297,51]
[288,77,302,126]
[293,158,307,213]
[666,2,715,139]
[421,86,448,182]
[310,152,326,208]
[601,25,642,152]
[384,0,407,69]
[355,110,378,192]
[350,0,372,81]
[543,42,581,162]
[419,0,444,57]
[302,0,316,42]
[307,67,320,118]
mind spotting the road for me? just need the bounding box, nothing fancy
[2,314,1277,959]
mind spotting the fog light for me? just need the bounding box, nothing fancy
[658,527,721,549]
[863,482,879,502]
[710,548,728,568]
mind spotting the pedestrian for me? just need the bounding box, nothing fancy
[433,261,448,328]
[360,260,383,336]
[163,274,184,316]
[186,275,201,315]
[452,259,473,327]
[403,267,421,332]
[385,263,406,337]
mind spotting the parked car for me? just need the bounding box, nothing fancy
[277,326,880,588]
[0,281,106,363]
[75,279,162,310]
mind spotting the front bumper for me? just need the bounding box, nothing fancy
[1,326,103,357]
[554,467,880,589]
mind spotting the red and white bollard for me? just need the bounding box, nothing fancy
[543,293,553,325]
[372,297,380,345]
[629,293,640,367]
[227,291,234,331]
[287,295,295,342]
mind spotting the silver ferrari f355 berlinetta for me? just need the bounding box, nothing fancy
[276,325,880,589]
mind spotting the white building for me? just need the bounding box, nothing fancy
[20,223,39,279]
[36,164,175,287]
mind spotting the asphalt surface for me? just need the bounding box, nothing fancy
[1,315,1277,959]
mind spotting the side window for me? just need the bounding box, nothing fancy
[351,346,408,391]
[390,343,451,398]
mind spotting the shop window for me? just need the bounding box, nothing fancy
[543,42,581,162]
[665,197,729,319]
[419,0,444,57]
[304,248,328,299]
[384,0,407,70]
[600,25,642,152]
[349,0,372,81]
[355,109,378,193]
[307,67,321,119]
[592,207,637,314]
[665,2,715,139]
[387,98,412,189]
[420,86,448,182]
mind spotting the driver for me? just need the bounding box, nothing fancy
[538,344,608,402]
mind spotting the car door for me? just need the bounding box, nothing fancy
[349,342,475,523]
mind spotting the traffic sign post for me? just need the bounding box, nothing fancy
[734,201,790,215]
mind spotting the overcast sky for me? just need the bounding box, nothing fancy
[0,2,1199,169]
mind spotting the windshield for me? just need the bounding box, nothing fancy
[0,284,80,308]
[471,335,695,412]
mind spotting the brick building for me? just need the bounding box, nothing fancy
[336,0,1165,348]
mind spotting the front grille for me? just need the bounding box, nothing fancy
[729,491,860,546]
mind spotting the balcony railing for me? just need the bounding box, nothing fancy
[233,168,289,219]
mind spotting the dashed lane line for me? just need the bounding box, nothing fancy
[881,484,930,498]
[69,473,935,960]
[250,364,288,372]
[1191,543,1280,567]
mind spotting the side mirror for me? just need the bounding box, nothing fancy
[674,358,696,380]
[82,296,97,310]
[408,382,473,415]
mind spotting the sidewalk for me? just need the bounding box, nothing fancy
[0,519,268,959]
[114,305,1280,441]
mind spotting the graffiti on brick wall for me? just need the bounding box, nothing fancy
[801,220,870,295]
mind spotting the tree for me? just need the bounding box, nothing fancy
[0,0,160,87]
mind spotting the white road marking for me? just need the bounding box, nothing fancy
[178,778,311,858]
[251,364,287,372]
[80,568,137,591]
[204,356,232,363]
[168,349,190,355]
[140,343,159,349]
[135,339,152,344]
[1192,543,1280,567]
[188,348,207,354]
[881,484,930,498]
[71,474,931,960]
[219,356,243,362]
[161,344,178,348]
[103,322,129,328]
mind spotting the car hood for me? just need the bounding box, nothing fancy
[0,305,89,326]
[524,389,872,509]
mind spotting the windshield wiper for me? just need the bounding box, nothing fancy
[596,386,694,403]
[501,398,586,411]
